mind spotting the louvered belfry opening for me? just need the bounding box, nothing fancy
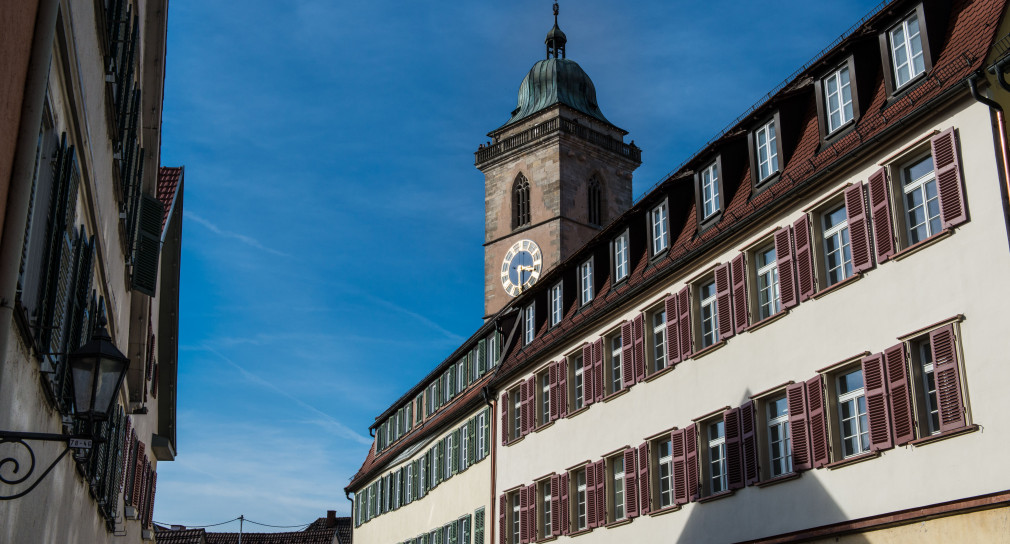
[513,174,531,229]
[587,175,602,226]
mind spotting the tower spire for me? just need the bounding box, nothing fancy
[546,1,567,59]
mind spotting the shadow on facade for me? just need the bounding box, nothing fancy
[674,389,869,544]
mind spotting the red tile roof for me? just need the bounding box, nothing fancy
[157,166,183,232]
[349,0,1008,490]
[154,527,207,544]
[203,530,337,544]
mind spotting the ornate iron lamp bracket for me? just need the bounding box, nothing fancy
[0,431,95,500]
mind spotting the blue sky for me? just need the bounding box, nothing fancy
[155,0,882,530]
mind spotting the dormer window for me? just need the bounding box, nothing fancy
[650,201,669,255]
[888,12,925,88]
[755,120,778,181]
[701,163,720,218]
[824,64,854,134]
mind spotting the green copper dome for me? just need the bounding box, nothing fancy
[504,58,611,127]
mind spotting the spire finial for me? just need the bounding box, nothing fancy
[546,1,567,59]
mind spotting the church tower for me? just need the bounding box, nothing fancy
[477,3,642,318]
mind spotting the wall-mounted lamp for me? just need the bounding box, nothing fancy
[0,317,129,500]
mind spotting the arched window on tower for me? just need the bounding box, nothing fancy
[513,174,531,229]
[588,175,603,227]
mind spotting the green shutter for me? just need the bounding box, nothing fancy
[468,418,476,465]
[474,507,485,544]
[131,194,164,296]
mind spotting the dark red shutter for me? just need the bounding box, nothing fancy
[931,128,968,228]
[528,484,537,542]
[723,407,747,490]
[558,359,569,418]
[586,463,598,529]
[633,314,646,382]
[730,254,749,333]
[595,461,606,527]
[637,442,650,515]
[868,167,896,262]
[774,227,798,310]
[740,401,759,485]
[501,393,510,446]
[676,287,692,361]
[844,182,873,273]
[146,472,157,529]
[621,321,635,389]
[671,429,688,505]
[793,216,816,301]
[724,408,744,490]
[786,382,811,471]
[560,473,570,535]
[583,344,595,407]
[133,441,146,506]
[520,382,529,436]
[884,343,915,445]
[499,494,507,544]
[551,474,560,536]
[931,324,966,431]
[684,424,699,502]
[806,376,830,468]
[549,362,559,421]
[715,263,735,340]
[665,295,681,365]
[593,339,605,403]
[520,485,529,543]
[624,448,638,518]
[861,353,893,451]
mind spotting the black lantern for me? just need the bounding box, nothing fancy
[68,317,130,422]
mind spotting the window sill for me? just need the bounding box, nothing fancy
[697,490,735,503]
[891,228,954,262]
[691,339,727,360]
[811,273,862,301]
[567,527,592,538]
[506,435,525,447]
[755,471,801,488]
[566,405,589,419]
[909,424,979,447]
[605,518,633,529]
[603,388,630,403]
[647,504,681,517]
[649,247,670,263]
[644,364,675,383]
[825,451,879,470]
[537,535,558,542]
[745,310,789,334]
[535,420,555,433]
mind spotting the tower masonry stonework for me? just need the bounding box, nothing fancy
[476,21,641,317]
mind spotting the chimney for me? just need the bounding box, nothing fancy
[327,510,336,528]
[171,525,186,531]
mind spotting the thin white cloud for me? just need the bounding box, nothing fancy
[200,346,372,446]
[359,292,465,343]
[185,211,290,257]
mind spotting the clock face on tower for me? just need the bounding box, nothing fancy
[501,239,543,297]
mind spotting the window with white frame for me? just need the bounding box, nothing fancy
[609,334,623,394]
[824,64,854,133]
[707,419,727,494]
[611,455,626,521]
[457,359,466,394]
[580,259,594,305]
[406,463,413,502]
[524,303,535,345]
[613,231,629,282]
[511,492,521,544]
[460,422,469,471]
[901,154,940,245]
[575,468,587,531]
[656,437,674,509]
[699,280,719,348]
[651,308,667,372]
[822,204,852,286]
[541,479,552,537]
[550,282,563,326]
[889,11,925,89]
[477,410,488,458]
[651,202,669,255]
[756,120,779,180]
[513,389,522,440]
[540,371,551,426]
[755,244,780,320]
[573,354,585,410]
[835,368,869,458]
[766,396,792,477]
[701,162,720,218]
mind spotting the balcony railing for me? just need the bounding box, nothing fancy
[475,117,641,166]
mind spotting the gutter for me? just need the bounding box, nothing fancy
[974,67,1010,249]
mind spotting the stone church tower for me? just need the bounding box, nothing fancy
[476,4,642,317]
